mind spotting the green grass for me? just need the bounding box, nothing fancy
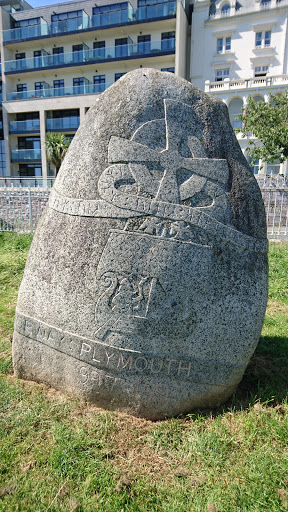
[0,234,287,512]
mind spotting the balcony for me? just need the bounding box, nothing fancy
[6,83,113,101]
[3,23,48,43]
[0,94,2,106]
[5,40,175,74]
[11,149,41,162]
[207,0,288,20]
[204,74,288,93]
[46,116,80,131]
[9,119,40,133]
[3,1,176,44]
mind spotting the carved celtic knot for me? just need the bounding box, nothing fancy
[98,99,231,224]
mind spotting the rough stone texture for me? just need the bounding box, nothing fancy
[13,69,268,419]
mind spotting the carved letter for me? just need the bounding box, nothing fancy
[134,357,148,371]
[117,353,133,370]
[105,351,115,367]
[150,358,163,374]
[177,361,191,377]
[166,358,177,375]
[80,342,91,357]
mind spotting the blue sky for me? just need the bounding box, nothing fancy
[28,0,74,6]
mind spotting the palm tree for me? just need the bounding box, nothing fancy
[45,132,71,177]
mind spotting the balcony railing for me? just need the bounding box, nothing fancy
[204,74,288,93]
[208,0,288,19]
[9,119,40,133]
[11,149,41,162]
[6,83,114,101]
[46,116,80,131]
[5,40,175,73]
[3,2,176,43]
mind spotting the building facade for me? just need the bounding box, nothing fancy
[0,0,288,181]
[0,0,189,181]
[190,0,288,175]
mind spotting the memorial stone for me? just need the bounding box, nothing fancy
[13,69,268,419]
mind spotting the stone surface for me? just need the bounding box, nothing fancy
[13,69,268,419]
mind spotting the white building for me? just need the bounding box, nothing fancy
[190,0,288,175]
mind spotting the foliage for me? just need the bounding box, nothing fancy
[237,91,288,165]
[45,132,71,177]
[0,234,287,511]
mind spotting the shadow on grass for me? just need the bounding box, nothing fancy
[185,335,288,419]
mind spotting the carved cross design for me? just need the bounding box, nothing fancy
[108,99,229,205]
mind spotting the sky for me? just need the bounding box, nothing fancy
[28,0,75,6]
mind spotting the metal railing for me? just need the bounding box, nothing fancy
[2,1,176,43]
[5,40,176,73]
[256,173,288,239]
[0,186,50,232]
[0,174,287,237]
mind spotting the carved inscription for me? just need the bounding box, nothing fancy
[14,312,245,387]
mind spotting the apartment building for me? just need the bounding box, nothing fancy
[190,0,288,174]
[0,0,189,180]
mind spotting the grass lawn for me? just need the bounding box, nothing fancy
[0,232,287,512]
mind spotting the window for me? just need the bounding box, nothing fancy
[115,38,128,58]
[17,112,38,121]
[17,83,27,92]
[94,75,105,93]
[215,69,229,81]
[254,65,268,77]
[93,2,128,14]
[93,3,128,24]
[161,31,175,51]
[34,50,42,67]
[73,44,84,63]
[54,79,64,96]
[53,47,64,64]
[18,136,40,150]
[217,36,231,53]
[161,67,174,72]
[73,77,84,94]
[15,52,25,70]
[115,72,126,81]
[138,35,151,54]
[255,31,271,48]
[228,98,243,129]
[14,17,40,28]
[93,41,105,59]
[221,3,230,16]
[19,164,42,177]
[35,82,44,91]
[51,10,82,22]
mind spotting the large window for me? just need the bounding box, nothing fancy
[115,72,126,81]
[19,164,42,177]
[14,17,40,28]
[255,30,271,48]
[254,65,268,77]
[73,44,84,63]
[161,32,175,51]
[93,41,105,59]
[92,3,128,24]
[15,52,25,70]
[138,35,151,54]
[53,47,64,64]
[161,67,174,72]
[51,10,82,22]
[115,38,128,58]
[217,36,231,53]
[94,75,105,93]
[215,68,229,81]
[73,77,85,94]
[16,83,27,99]
[53,79,65,96]
[18,137,40,150]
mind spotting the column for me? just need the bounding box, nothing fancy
[40,109,48,185]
